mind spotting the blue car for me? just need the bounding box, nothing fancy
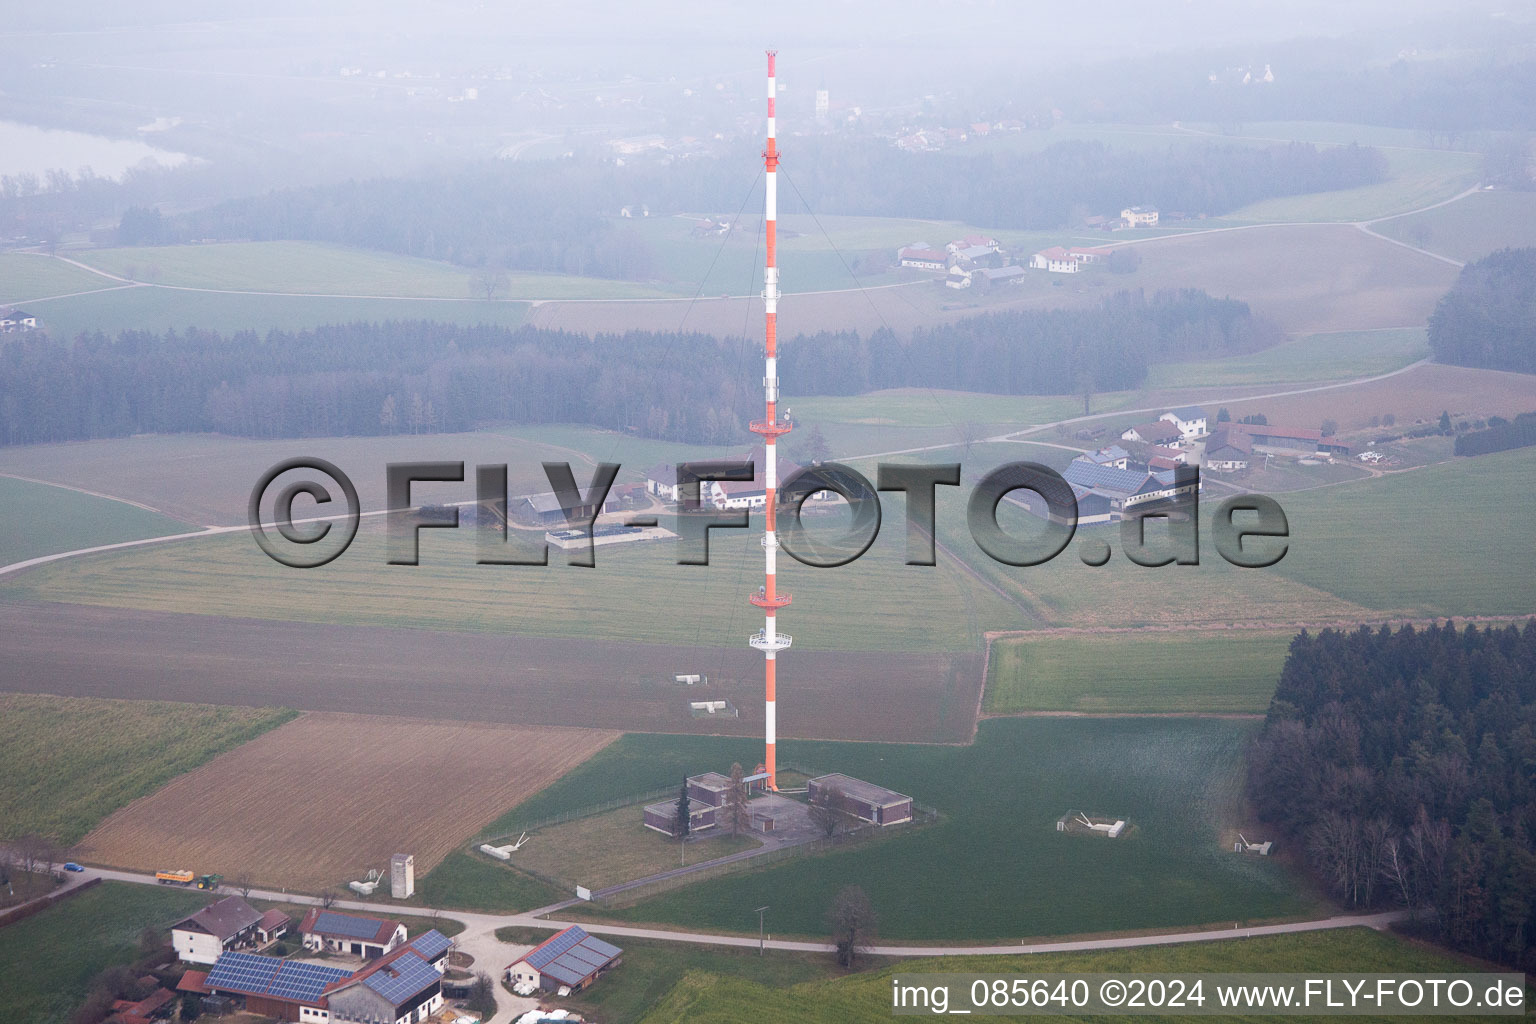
[62,862,84,872]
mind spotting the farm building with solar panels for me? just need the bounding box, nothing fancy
[197,952,352,1020]
[505,925,623,994]
[170,895,264,965]
[190,929,452,1022]
[806,773,914,826]
[298,907,408,959]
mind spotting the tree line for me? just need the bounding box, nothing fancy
[0,289,1274,447]
[1248,622,1536,970]
[109,140,1386,278]
[1455,412,1536,457]
[1428,248,1536,374]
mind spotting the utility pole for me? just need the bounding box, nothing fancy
[756,905,770,955]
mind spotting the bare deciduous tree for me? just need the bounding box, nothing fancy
[828,884,877,968]
[725,762,752,835]
[471,263,512,301]
[809,783,849,839]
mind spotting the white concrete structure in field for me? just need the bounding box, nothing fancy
[391,853,414,899]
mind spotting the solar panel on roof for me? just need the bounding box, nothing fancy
[312,910,388,941]
[527,927,584,969]
[408,929,452,959]
[363,952,440,1005]
[205,952,348,1002]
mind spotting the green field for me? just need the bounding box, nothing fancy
[0,252,117,303]
[1271,446,1536,619]
[0,502,1022,653]
[415,850,565,913]
[520,720,1312,941]
[26,284,532,340]
[69,241,678,300]
[640,927,1485,1024]
[1226,147,1479,224]
[0,476,191,567]
[985,630,1297,714]
[512,934,843,1024]
[0,881,208,1024]
[1146,329,1428,389]
[1372,189,1536,264]
[0,693,296,843]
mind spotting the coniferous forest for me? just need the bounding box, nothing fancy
[0,288,1275,447]
[1248,622,1536,970]
[1428,248,1536,374]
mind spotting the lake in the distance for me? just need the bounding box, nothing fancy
[0,120,191,182]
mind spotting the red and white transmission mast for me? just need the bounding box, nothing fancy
[748,49,791,790]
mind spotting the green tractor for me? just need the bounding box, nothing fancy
[195,874,223,891]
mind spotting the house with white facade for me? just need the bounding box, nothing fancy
[1159,406,1208,440]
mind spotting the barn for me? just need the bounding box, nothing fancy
[298,908,407,959]
[322,949,444,1023]
[807,773,913,826]
[505,925,622,994]
[201,950,352,1020]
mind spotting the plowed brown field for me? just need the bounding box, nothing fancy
[75,712,617,890]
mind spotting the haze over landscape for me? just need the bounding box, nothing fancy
[2,2,1536,1022]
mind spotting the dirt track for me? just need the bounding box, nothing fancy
[0,602,981,744]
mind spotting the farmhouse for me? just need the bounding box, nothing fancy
[299,908,407,959]
[1148,444,1188,465]
[709,478,767,510]
[1159,406,1208,439]
[506,925,623,994]
[1069,245,1113,264]
[1120,420,1184,445]
[1121,205,1159,227]
[0,309,38,332]
[946,234,998,253]
[256,909,291,945]
[945,266,973,289]
[171,896,264,965]
[808,773,913,825]
[1085,445,1130,469]
[1060,459,1200,517]
[1203,428,1253,472]
[897,246,947,271]
[1029,246,1079,273]
[644,463,682,502]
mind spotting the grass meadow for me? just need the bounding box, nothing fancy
[984,630,1297,715]
[69,241,678,300]
[0,693,296,843]
[0,499,1024,653]
[1372,188,1536,264]
[23,281,532,340]
[1145,328,1428,389]
[0,475,192,566]
[0,252,116,303]
[0,882,209,1024]
[640,927,1487,1024]
[553,719,1311,941]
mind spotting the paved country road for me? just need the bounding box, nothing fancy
[15,861,1403,1024]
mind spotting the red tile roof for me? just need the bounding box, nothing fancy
[177,971,212,995]
[257,908,290,932]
